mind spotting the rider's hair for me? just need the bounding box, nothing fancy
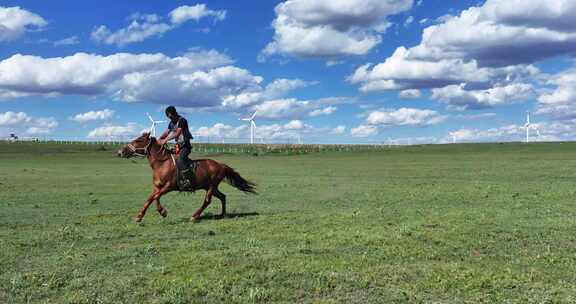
[165,106,177,116]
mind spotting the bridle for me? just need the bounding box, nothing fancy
[126,140,151,157]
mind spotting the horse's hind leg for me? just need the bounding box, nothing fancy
[213,188,226,219]
[191,187,213,221]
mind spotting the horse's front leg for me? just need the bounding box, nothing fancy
[136,190,158,223]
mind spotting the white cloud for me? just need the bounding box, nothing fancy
[431,83,533,110]
[26,117,57,135]
[445,118,576,143]
[91,22,172,47]
[71,109,114,123]
[404,16,414,27]
[536,68,576,119]
[447,124,540,143]
[0,6,46,42]
[309,106,337,117]
[351,125,378,137]
[332,125,346,134]
[251,97,340,120]
[116,65,263,107]
[222,78,313,109]
[193,123,245,138]
[284,120,305,130]
[53,36,80,46]
[407,0,576,67]
[0,50,265,109]
[253,98,310,120]
[348,46,537,92]
[88,123,139,138]
[0,111,30,126]
[399,89,421,99]
[169,4,226,24]
[261,0,413,59]
[0,52,171,96]
[92,4,226,47]
[194,121,319,141]
[365,108,446,126]
[0,111,57,136]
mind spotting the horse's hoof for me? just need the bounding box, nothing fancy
[135,217,143,224]
[159,208,168,218]
[190,216,201,222]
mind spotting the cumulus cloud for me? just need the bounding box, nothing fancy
[261,0,413,59]
[116,65,263,107]
[284,119,305,130]
[407,0,576,67]
[365,108,446,126]
[91,22,172,47]
[71,109,115,123]
[332,125,346,134]
[404,16,414,27]
[92,4,226,47]
[536,68,576,120]
[351,125,378,137]
[0,6,46,42]
[431,83,533,110]
[0,49,338,119]
[252,98,310,120]
[447,122,551,143]
[251,97,341,120]
[0,111,30,126]
[349,0,576,113]
[195,120,318,141]
[193,123,246,138]
[399,89,421,99]
[0,49,263,109]
[53,36,80,46]
[309,106,337,117]
[348,46,538,92]
[0,111,57,136]
[169,4,226,24]
[26,117,58,135]
[222,78,313,109]
[88,123,140,138]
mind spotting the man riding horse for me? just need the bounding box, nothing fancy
[157,106,194,189]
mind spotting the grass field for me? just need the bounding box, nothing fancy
[1,142,576,303]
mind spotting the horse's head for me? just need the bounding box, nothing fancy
[117,132,155,158]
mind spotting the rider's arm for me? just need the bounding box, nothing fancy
[158,129,169,140]
[159,128,182,145]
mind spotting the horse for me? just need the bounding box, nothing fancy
[117,133,256,223]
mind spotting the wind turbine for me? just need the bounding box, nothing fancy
[146,113,166,137]
[524,111,540,143]
[240,111,257,144]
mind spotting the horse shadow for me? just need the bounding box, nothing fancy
[174,212,260,223]
[201,212,260,220]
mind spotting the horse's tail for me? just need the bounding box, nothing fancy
[223,166,257,194]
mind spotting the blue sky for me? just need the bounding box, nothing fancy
[1,0,576,144]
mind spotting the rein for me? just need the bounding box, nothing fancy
[127,140,173,162]
[127,141,151,157]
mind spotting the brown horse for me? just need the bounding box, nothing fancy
[117,133,256,223]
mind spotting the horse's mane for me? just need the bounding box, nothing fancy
[148,137,172,161]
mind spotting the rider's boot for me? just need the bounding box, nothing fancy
[178,168,194,190]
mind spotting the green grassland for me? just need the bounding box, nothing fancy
[1,142,576,303]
